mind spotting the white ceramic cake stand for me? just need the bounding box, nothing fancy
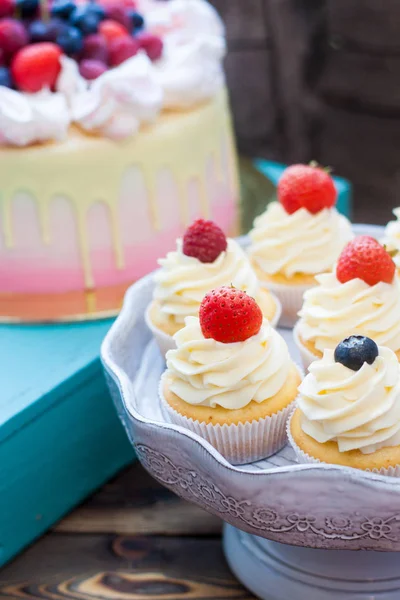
[101,224,400,600]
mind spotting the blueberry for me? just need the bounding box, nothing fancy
[86,2,105,21]
[129,10,144,31]
[334,336,379,371]
[70,6,100,34]
[16,0,38,18]
[57,24,83,54]
[51,0,76,20]
[29,19,61,42]
[0,66,12,87]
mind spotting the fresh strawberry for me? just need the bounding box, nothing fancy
[137,31,163,61]
[336,236,396,286]
[182,218,227,263]
[0,19,29,60]
[11,42,62,93]
[109,35,139,66]
[278,163,337,215]
[199,286,263,343]
[98,19,128,45]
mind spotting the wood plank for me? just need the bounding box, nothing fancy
[54,462,222,536]
[327,0,400,54]
[0,534,253,599]
[209,0,268,44]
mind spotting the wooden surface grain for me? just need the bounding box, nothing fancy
[0,463,252,599]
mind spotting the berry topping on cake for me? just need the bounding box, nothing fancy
[334,336,379,372]
[0,18,28,59]
[0,0,14,19]
[0,64,12,86]
[82,32,109,62]
[182,219,227,263]
[98,18,128,43]
[29,19,61,43]
[278,162,337,215]
[137,31,163,61]
[79,57,107,79]
[336,236,396,286]
[57,25,83,54]
[17,0,38,19]
[129,10,144,31]
[199,286,263,343]
[11,42,62,92]
[109,34,138,66]
[51,0,76,20]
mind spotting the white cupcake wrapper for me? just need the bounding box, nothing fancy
[145,293,283,359]
[159,372,296,465]
[260,280,314,329]
[286,410,400,478]
[292,321,318,371]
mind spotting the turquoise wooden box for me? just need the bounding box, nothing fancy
[0,160,351,567]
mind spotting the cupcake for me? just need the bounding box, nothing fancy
[160,286,301,464]
[147,219,281,356]
[295,235,400,370]
[288,335,400,476]
[247,163,353,327]
[381,207,400,273]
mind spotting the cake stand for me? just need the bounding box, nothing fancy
[101,224,400,600]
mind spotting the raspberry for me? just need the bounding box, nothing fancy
[105,2,131,29]
[182,219,227,263]
[278,163,337,215]
[137,31,163,61]
[81,33,109,63]
[79,58,107,79]
[336,236,396,286]
[98,19,128,45]
[0,18,29,60]
[11,42,62,93]
[109,35,139,66]
[0,0,14,18]
[199,287,263,343]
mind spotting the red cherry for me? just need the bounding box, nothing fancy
[11,42,62,93]
[98,19,128,45]
[0,0,14,18]
[82,33,109,63]
[109,35,138,66]
[137,32,163,61]
[0,18,29,60]
[79,58,107,80]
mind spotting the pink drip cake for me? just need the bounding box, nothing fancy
[0,0,239,321]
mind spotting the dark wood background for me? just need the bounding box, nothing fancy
[210,0,400,225]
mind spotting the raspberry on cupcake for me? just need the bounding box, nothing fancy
[288,336,400,476]
[295,236,400,369]
[247,163,353,327]
[160,286,301,464]
[146,219,281,356]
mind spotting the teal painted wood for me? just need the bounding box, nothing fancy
[0,320,134,566]
[255,159,352,218]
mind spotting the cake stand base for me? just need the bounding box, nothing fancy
[223,524,400,599]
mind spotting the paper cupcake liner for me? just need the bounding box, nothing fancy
[269,292,282,329]
[259,280,314,329]
[292,321,319,371]
[144,304,176,358]
[286,410,400,478]
[159,372,295,465]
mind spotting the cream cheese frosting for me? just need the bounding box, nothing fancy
[298,273,400,353]
[166,317,291,409]
[248,202,353,278]
[154,238,260,327]
[298,347,400,454]
[382,207,400,269]
[0,0,226,146]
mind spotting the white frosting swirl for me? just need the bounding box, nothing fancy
[0,87,70,147]
[71,53,162,139]
[298,347,400,453]
[56,55,88,102]
[154,238,260,326]
[382,207,400,269]
[298,273,400,353]
[166,317,291,409]
[248,202,353,278]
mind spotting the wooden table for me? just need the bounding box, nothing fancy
[0,463,254,599]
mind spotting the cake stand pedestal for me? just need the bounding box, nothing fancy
[224,524,400,600]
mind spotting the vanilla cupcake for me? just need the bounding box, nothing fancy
[295,236,400,369]
[147,219,281,356]
[160,286,301,464]
[247,163,353,327]
[288,336,400,476]
[381,207,400,272]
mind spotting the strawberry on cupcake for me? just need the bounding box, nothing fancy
[160,286,301,464]
[294,236,400,370]
[247,162,353,327]
[146,218,282,356]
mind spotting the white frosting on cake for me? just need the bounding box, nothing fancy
[0,0,226,146]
